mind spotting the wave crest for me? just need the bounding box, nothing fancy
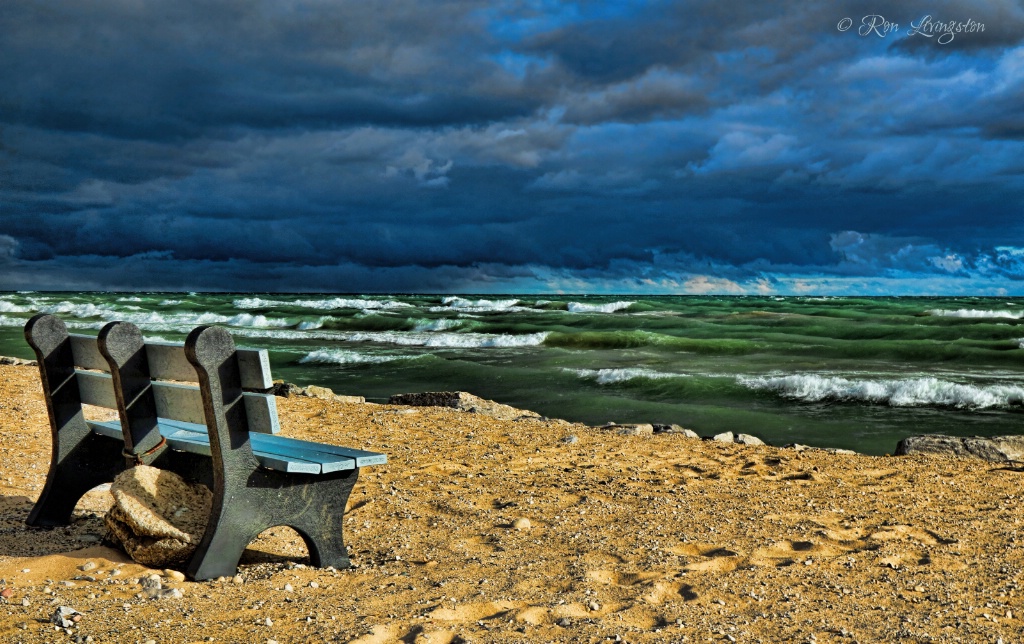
[928,309,1024,319]
[738,373,1024,409]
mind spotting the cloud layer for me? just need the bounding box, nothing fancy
[1,0,1023,294]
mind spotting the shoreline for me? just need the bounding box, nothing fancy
[2,363,1024,641]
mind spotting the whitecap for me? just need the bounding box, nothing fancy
[738,373,1024,410]
[298,349,413,365]
[571,368,685,385]
[566,301,634,313]
[928,309,1024,319]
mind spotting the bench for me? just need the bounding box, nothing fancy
[23,314,386,580]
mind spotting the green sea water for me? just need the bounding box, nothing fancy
[3,292,1023,455]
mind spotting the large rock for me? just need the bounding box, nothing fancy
[272,381,364,403]
[388,391,540,421]
[0,356,36,366]
[895,434,1024,462]
[104,465,212,567]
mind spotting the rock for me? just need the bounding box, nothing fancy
[712,432,735,443]
[271,381,306,397]
[79,562,97,572]
[332,394,366,404]
[0,587,13,598]
[388,391,541,421]
[148,587,184,600]
[895,434,1024,462]
[616,424,654,436]
[163,569,186,583]
[50,606,82,628]
[302,384,334,399]
[512,518,532,530]
[736,433,766,446]
[104,465,213,567]
[653,424,700,438]
[0,356,36,366]
[561,435,579,445]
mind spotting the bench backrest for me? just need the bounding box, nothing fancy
[25,315,280,440]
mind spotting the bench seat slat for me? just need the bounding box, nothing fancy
[69,334,274,390]
[85,420,367,474]
[75,371,280,434]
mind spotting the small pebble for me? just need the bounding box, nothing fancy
[233,575,244,585]
[164,570,186,583]
[309,581,319,589]
[265,617,274,626]
[512,518,532,530]
[0,588,13,598]
[79,562,97,572]
[588,599,600,611]
[284,584,294,592]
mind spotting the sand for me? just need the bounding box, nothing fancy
[0,362,1022,643]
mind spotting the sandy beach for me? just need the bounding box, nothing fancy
[1,362,1022,643]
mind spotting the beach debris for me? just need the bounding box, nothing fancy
[895,434,1024,463]
[388,391,542,421]
[653,424,700,437]
[50,606,82,628]
[614,423,654,436]
[104,465,212,567]
[736,433,766,446]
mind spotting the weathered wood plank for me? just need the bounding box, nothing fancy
[75,371,279,434]
[163,430,323,474]
[69,334,273,389]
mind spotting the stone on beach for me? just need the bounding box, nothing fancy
[388,391,541,421]
[895,434,1024,462]
[104,465,212,567]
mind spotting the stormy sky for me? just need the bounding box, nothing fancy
[2,1,1023,294]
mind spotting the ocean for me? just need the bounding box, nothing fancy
[2,292,1023,455]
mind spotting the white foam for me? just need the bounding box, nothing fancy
[225,313,292,328]
[928,309,1024,319]
[299,349,413,365]
[234,297,412,311]
[738,373,1024,409]
[567,301,634,313]
[342,330,549,348]
[412,318,463,332]
[572,368,684,384]
[297,317,331,331]
[117,296,144,302]
[435,297,523,312]
[159,299,182,306]
[0,301,30,313]
[41,302,120,318]
[0,314,24,327]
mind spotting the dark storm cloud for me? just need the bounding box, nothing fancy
[1,0,1023,294]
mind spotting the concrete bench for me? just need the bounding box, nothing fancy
[24,314,386,580]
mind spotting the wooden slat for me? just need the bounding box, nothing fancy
[159,419,358,473]
[87,419,379,474]
[76,371,117,409]
[163,430,323,474]
[75,372,279,434]
[69,334,109,372]
[69,334,273,390]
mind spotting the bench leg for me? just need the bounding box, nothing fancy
[28,432,126,527]
[184,469,359,580]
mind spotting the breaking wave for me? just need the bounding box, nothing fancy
[738,373,1024,410]
[567,301,635,313]
[339,330,549,348]
[234,297,412,311]
[928,309,1024,319]
[434,297,523,312]
[572,368,685,384]
[299,349,416,365]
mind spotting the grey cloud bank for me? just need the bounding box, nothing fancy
[2,0,1023,294]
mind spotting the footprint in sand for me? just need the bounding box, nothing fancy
[664,543,742,572]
